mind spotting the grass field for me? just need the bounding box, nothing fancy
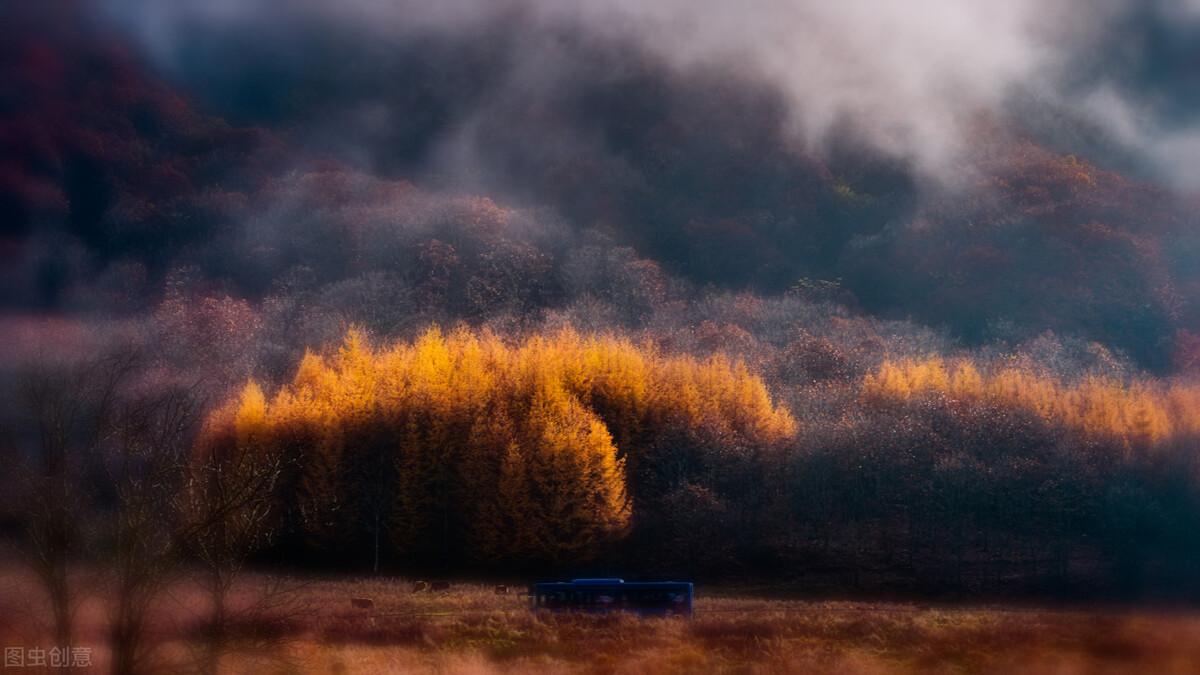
[3,568,1199,674]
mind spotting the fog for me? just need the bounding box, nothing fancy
[99,0,1200,190]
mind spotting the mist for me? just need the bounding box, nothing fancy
[5,5,1200,672]
[94,0,1200,192]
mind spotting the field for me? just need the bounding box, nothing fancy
[3,567,1200,674]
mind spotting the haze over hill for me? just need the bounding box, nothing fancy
[5,1,1200,368]
[1,0,1199,597]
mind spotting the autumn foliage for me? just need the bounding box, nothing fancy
[200,327,795,567]
[863,357,1200,446]
[7,3,1200,595]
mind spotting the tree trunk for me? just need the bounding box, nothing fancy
[205,566,226,675]
[373,512,381,575]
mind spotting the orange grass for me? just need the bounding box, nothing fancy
[3,565,1200,674]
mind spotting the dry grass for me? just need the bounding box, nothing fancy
[2,565,1199,674]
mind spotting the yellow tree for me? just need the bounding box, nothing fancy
[390,327,461,562]
[198,324,801,567]
[512,377,630,563]
[271,352,345,550]
[460,404,523,562]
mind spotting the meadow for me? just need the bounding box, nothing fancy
[3,566,1198,674]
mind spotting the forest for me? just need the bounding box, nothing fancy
[4,5,1200,672]
[2,0,1199,597]
[183,325,1196,594]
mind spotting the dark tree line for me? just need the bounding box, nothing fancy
[0,340,288,674]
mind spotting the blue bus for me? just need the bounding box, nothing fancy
[530,578,693,616]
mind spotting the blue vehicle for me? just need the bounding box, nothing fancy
[530,578,693,616]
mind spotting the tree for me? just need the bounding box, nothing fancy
[509,379,630,564]
[183,381,284,675]
[11,345,137,657]
[103,378,200,675]
[201,326,795,568]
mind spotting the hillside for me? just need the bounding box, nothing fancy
[0,0,1198,598]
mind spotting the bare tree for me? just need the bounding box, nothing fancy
[11,338,286,675]
[179,420,284,675]
[10,346,138,660]
[102,379,201,675]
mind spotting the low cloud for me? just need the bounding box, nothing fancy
[95,0,1200,191]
